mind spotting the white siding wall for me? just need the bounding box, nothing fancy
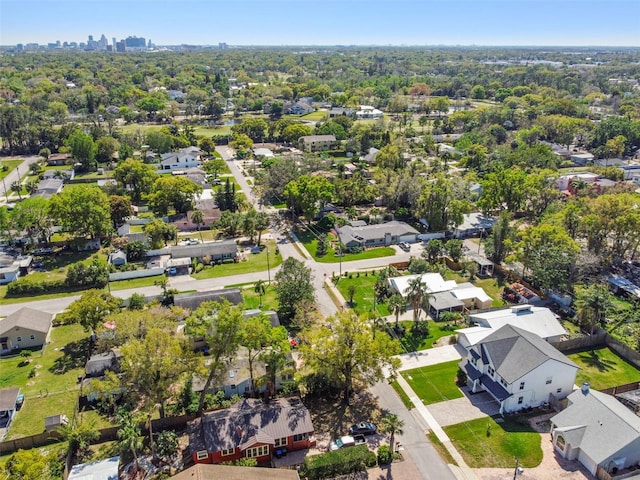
[503,359,577,412]
[578,450,598,475]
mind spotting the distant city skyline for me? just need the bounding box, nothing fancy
[1,0,639,47]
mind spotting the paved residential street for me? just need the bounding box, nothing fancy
[0,147,468,480]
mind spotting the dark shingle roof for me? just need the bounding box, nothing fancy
[188,397,314,454]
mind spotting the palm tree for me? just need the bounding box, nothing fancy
[575,284,613,334]
[10,181,22,200]
[380,413,405,453]
[388,294,407,330]
[118,411,142,472]
[406,277,429,323]
[191,209,204,243]
[254,279,266,308]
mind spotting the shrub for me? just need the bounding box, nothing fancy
[303,445,376,480]
[128,293,146,310]
[377,445,392,465]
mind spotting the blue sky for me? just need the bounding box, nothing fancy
[1,0,639,47]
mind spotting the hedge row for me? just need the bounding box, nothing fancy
[302,445,376,480]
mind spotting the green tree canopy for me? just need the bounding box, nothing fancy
[48,185,111,239]
[300,310,400,404]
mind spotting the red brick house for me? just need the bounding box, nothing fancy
[188,397,316,464]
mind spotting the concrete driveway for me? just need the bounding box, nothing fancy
[427,388,501,427]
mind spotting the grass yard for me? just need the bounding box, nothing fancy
[444,416,542,468]
[0,159,23,180]
[240,283,279,311]
[401,360,463,405]
[6,391,79,438]
[568,347,640,390]
[0,324,90,438]
[295,228,395,264]
[389,320,457,352]
[193,125,232,137]
[107,275,163,291]
[191,241,282,279]
[335,274,390,316]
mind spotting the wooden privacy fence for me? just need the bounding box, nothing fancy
[0,413,196,456]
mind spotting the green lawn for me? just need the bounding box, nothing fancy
[568,347,640,390]
[444,416,543,468]
[240,284,279,311]
[401,360,463,405]
[389,320,457,352]
[108,275,163,291]
[335,274,389,316]
[7,391,79,438]
[0,324,90,438]
[191,241,282,279]
[0,159,23,180]
[295,228,395,264]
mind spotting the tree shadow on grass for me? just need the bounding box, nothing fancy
[49,337,91,374]
[307,390,382,439]
[577,350,618,372]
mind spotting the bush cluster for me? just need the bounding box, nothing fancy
[302,445,376,480]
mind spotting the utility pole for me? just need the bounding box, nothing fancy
[266,246,271,285]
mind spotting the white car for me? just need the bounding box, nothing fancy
[328,435,356,451]
[398,242,411,251]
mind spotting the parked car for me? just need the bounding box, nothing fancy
[328,435,356,451]
[349,422,377,436]
[398,242,410,251]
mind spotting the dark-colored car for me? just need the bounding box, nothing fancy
[349,421,377,436]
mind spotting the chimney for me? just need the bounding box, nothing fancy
[581,382,590,395]
[236,426,243,439]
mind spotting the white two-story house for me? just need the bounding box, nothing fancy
[459,324,579,414]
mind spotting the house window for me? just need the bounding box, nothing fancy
[30,335,35,340]
[245,445,269,458]
[274,437,287,447]
[519,382,525,390]
[230,384,236,390]
[546,377,552,385]
[221,448,235,456]
[556,435,566,449]
[293,433,308,442]
[518,396,523,405]
[196,450,209,460]
[556,388,562,394]
[16,336,22,342]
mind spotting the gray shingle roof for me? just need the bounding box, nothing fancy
[0,388,20,412]
[337,221,419,245]
[479,324,578,383]
[552,389,640,465]
[169,240,238,259]
[173,288,243,311]
[188,397,314,454]
[0,308,54,336]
